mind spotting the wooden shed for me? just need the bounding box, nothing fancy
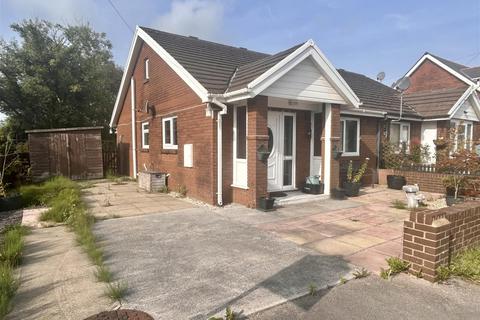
[26,127,104,181]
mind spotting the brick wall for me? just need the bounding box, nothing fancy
[115,42,217,204]
[405,59,468,94]
[403,202,480,281]
[378,169,448,193]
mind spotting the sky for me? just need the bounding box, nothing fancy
[1,0,480,120]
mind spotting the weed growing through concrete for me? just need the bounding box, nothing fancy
[436,266,451,282]
[436,245,480,283]
[380,268,391,280]
[353,268,371,279]
[339,276,347,284]
[308,283,317,296]
[105,281,128,302]
[95,265,113,283]
[208,307,238,320]
[387,257,410,274]
[176,185,187,197]
[391,199,407,210]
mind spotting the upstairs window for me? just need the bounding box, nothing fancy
[163,116,178,150]
[390,122,410,151]
[141,122,149,149]
[144,58,150,80]
[340,117,360,156]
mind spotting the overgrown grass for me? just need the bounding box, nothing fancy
[437,245,480,282]
[381,257,410,280]
[20,177,128,302]
[391,199,407,210]
[0,225,29,319]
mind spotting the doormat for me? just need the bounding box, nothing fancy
[270,191,288,198]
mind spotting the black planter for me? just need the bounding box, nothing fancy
[344,181,361,197]
[331,188,346,200]
[0,195,23,212]
[446,196,464,207]
[387,175,406,190]
[258,197,275,211]
[303,183,324,195]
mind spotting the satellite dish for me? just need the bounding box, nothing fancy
[376,71,385,82]
[396,76,411,91]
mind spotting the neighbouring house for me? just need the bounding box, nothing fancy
[109,26,479,207]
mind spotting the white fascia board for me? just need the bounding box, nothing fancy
[340,109,386,118]
[226,40,361,107]
[385,115,423,122]
[109,27,209,128]
[422,117,451,121]
[447,86,474,116]
[110,27,141,128]
[405,54,476,87]
[467,90,480,120]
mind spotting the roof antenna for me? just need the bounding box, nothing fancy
[376,71,385,82]
[392,76,411,122]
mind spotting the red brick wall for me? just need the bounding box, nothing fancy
[403,202,480,281]
[340,116,380,186]
[405,60,468,94]
[115,42,217,204]
[378,169,447,193]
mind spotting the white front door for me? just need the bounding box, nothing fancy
[267,111,296,192]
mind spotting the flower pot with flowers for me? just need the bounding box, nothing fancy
[344,158,369,197]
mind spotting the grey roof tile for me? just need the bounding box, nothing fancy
[403,88,466,118]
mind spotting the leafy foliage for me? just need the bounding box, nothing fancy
[0,19,122,137]
[380,137,430,169]
[346,158,369,183]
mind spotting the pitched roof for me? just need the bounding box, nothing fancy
[403,88,466,118]
[428,53,468,75]
[461,66,480,79]
[337,69,420,118]
[141,27,269,93]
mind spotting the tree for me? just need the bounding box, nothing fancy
[0,19,123,138]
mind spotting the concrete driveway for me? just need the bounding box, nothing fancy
[94,207,356,319]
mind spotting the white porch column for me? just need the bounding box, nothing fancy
[323,103,332,194]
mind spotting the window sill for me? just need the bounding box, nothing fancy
[161,149,178,155]
[341,153,359,157]
[140,148,149,152]
[231,184,249,190]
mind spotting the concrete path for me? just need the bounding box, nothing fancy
[94,207,357,319]
[220,187,442,275]
[83,181,195,219]
[7,227,111,320]
[250,274,480,320]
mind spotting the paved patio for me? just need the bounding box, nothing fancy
[82,181,195,219]
[219,186,442,274]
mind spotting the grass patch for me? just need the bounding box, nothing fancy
[20,176,78,207]
[105,281,128,302]
[40,188,82,223]
[0,262,17,319]
[391,199,407,210]
[437,245,480,282]
[386,257,410,274]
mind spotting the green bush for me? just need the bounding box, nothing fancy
[0,262,16,318]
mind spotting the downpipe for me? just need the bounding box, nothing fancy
[211,98,227,206]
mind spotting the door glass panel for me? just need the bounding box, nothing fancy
[284,116,293,156]
[313,113,322,156]
[236,106,246,159]
[267,127,273,155]
[283,159,292,186]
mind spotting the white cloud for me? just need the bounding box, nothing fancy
[385,13,413,31]
[152,0,224,40]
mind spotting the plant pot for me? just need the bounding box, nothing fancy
[333,151,343,160]
[331,188,346,200]
[303,183,324,195]
[258,197,275,211]
[446,195,464,207]
[387,175,406,190]
[257,151,270,161]
[0,194,23,212]
[344,181,361,197]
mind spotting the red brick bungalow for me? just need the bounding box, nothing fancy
[109,27,478,208]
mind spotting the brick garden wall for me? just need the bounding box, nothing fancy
[378,169,448,194]
[403,202,480,281]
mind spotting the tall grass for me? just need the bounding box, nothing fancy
[0,262,16,319]
[20,176,79,207]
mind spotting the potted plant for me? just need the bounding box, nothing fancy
[443,176,465,206]
[256,144,270,161]
[381,138,407,190]
[344,158,369,197]
[258,194,275,211]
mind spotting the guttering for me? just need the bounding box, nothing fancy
[130,77,137,179]
[340,108,386,118]
[209,96,228,206]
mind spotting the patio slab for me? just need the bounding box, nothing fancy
[306,238,362,256]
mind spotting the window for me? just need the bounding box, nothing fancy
[452,120,473,151]
[141,122,149,149]
[340,117,360,156]
[144,58,150,80]
[162,116,178,149]
[235,106,247,159]
[389,122,410,151]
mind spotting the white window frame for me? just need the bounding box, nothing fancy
[340,117,360,157]
[162,116,178,150]
[389,122,411,152]
[144,58,150,80]
[141,122,149,149]
[452,120,473,151]
[232,105,248,188]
